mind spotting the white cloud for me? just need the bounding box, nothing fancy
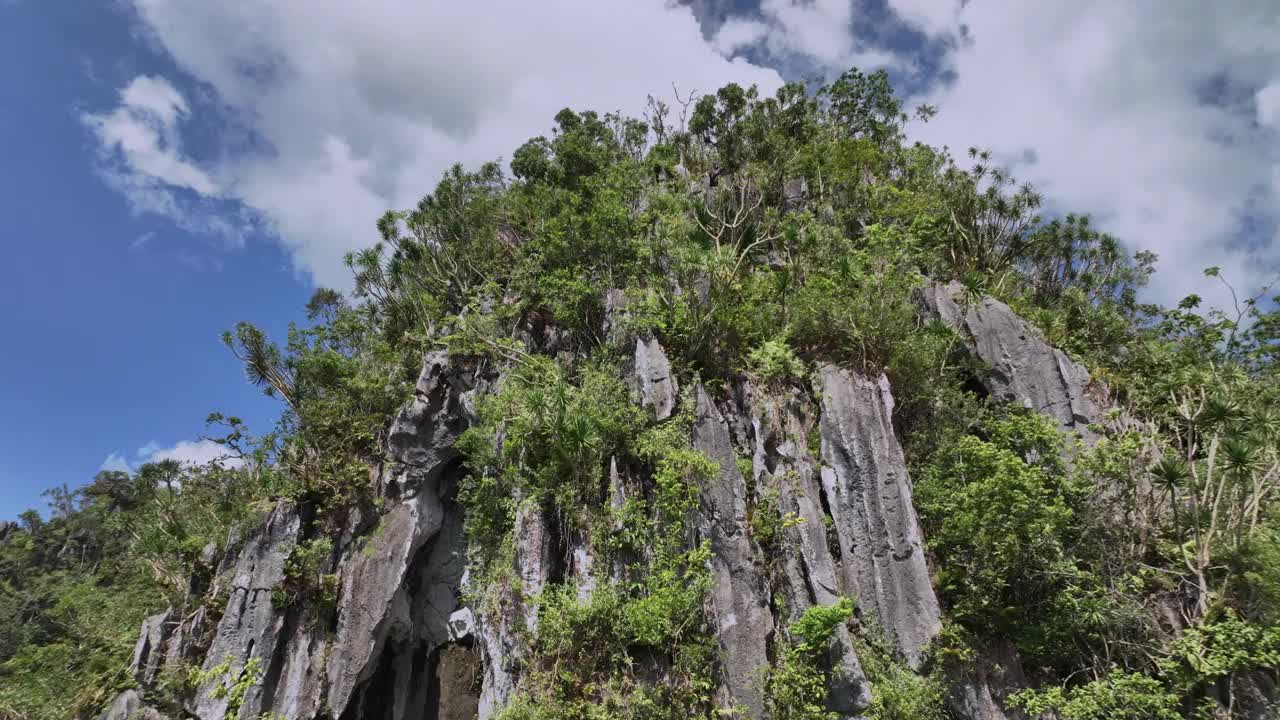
[99,439,243,475]
[83,76,216,196]
[91,0,784,287]
[887,0,962,37]
[713,17,770,56]
[140,439,243,469]
[885,0,1280,307]
[83,75,243,242]
[1258,82,1280,129]
[95,2,1278,309]
[99,452,131,474]
[712,0,894,69]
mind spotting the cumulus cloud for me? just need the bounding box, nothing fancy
[99,439,242,475]
[1259,82,1280,129]
[89,0,784,287]
[712,0,894,70]
[99,452,132,474]
[91,1,1278,309]
[885,0,963,37]
[82,75,244,242]
[886,0,1280,307]
[141,438,242,468]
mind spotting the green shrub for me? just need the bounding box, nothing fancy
[768,598,856,720]
[1009,670,1180,720]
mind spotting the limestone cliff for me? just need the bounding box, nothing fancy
[100,287,1107,720]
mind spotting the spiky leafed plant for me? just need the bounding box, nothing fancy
[222,322,297,411]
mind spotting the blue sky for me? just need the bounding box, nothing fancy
[0,3,307,516]
[1,1,1277,518]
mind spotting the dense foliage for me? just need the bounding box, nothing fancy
[2,65,1278,720]
[0,461,257,718]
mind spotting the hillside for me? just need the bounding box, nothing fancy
[2,68,1279,720]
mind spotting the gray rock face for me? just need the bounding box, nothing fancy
[267,618,329,720]
[325,350,472,720]
[471,566,519,717]
[114,334,1071,720]
[920,283,1108,719]
[818,366,941,669]
[607,456,643,586]
[783,178,809,212]
[947,640,1029,720]
[919,281,1100,441]
[567,529,597,602]
[184,350,473,720]
[130,609,172,686]
[448,607,474,641]
[192,502,300,720]
[631,336,678,421]
[746,386,870,716]
[384,349,470,495]
[692,385,774,719]
[602,288,631,346]
[474,501,554,719]
[513,501,553,635]
[99,690,168,720]
[324,491,445,713]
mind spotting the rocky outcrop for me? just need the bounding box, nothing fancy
[471,589,517,720]
[382,350,471,496]
[105,291,1128,720]
[920,283,1117,720]
[746,385,870,717]
[130,609,171,686]
[471,499,555,719]
[325,350,473,720]
[818,366,942,669]
[602,288,631,346]
[434,643,481,720]
[324,488,446,715]
[99,690,169,720]
[692,385,775,719]
[192,502,301,720]
[90,350,478,720]
[947,640,1030,720]
[919,281,1100,441]
[104,343,951,720]
[631,336,678,421]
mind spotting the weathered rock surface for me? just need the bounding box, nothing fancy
[631,336,678,421]
[99,690,169,720]
[182,350,474,720]
[473,499,555,719]
[383,349,471,495]
[920,283,1116,719]
[782,178,809,212]
[818,365,941,669]
[434,643,481,720]
[107,293,1131,720]
[325,491,444,714]
[692,385,774,719]
[919,281,1101,441]
[472,589,518,720]
[130,609,171,686]
[746,385,870,716]
[327,350,472,720]
[602,288,631,346]
[947,640,1030,720]
[192,502,301,720]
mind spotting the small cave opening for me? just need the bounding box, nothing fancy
[423,640,481,720]
[342,641,400,720]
